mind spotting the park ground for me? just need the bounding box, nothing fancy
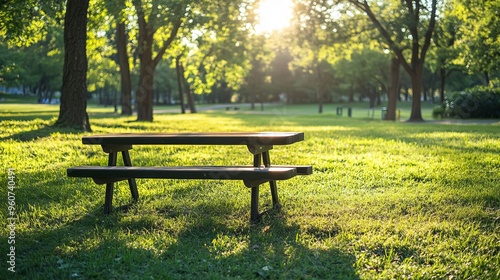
[0,100,499,279]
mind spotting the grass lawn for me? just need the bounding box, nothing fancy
[0,103,499,279]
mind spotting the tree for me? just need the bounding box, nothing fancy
[172,0,254,109]
[452,0,500,85]
[116,21,133,115]
[1,0,91,130]
[294,0,437,121]
[347,0,437,121]
[104,0,133,115]
[334,48,391,106]
[0,26,63,100]
[132,0,184,121]
[427,3,461,104]
[86,6,120,108]
[291,2,337,113]
[0,1,62,46]
[269,48,294,101]
[55,0,91,131]
[243,35,269,109]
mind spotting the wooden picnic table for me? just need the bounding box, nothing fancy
[67,132,312,222]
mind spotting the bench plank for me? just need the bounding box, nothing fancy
[67,166,298,182]
[272,165,313,175]
[82,132,304,146]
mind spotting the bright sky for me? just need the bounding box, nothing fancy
[255,0,293,34]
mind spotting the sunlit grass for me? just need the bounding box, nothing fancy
[0,104,499,279]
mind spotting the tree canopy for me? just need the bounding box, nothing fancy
[1,0,498,125]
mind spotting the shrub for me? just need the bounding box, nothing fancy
[432,105,445,119]
[445,85,500,119]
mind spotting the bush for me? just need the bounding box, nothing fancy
[432,105,445,119]
[445,85,500,119]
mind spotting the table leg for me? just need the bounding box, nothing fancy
[121,150,139,201]
[104,152,117,214]
[262,151,280,207]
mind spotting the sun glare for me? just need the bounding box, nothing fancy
[255,0,293,34]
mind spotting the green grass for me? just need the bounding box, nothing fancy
[0,103,499,279]
[153,101,437,121]
[0,93,38,104]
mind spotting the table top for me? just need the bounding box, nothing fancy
[82,132,304,146]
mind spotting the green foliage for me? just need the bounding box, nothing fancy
[0,25,64,94]
[432,105,445,119]
[335,48,391,102]
[451,0,500,79]
[1,104,499,279]
[445,85,500,118]
[176,0,255,95]
[0,0,64,46]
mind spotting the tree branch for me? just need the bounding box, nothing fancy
[153,18,183,67]
[420,0,437,64]
[349,0,412,74]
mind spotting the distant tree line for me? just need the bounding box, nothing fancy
[0,0,498,129]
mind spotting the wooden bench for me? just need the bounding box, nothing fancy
[67,132,312,222]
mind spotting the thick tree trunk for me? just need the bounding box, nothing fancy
[136,59,155,121]
[136,20,154,121]
[409,68,424,122]
[116,22,132,116]
[55,0,91,131]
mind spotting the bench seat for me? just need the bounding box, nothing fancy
[67,166,303,187]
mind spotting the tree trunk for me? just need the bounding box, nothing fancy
[439,67,446,104]
[136,59,155,121]
[349,85,354,102]
[175,56,186,114]
[116,22,132,115]
[317,64,323,114]
[368,90,376,109]
[134,3,156,122]
[409,68,424,122]
[55,0,91,131]
[251,82,256,110]
[136,26,154,121]
[386,57,399,120]
[186,87,197,113]
[179,63,197,113]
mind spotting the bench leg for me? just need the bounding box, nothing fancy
[104,152,117,214]
[249,152,281,222]
[262,151,280,208]
[250,186,260,223]
[250,154,261,222]
[104,182,114,214]
[121,150,139,201]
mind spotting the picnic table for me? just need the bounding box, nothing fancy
[67,132,312,222]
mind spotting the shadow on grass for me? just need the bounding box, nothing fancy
[9,163,500,278]
[1,124,83,142]
[10,177,360,279]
